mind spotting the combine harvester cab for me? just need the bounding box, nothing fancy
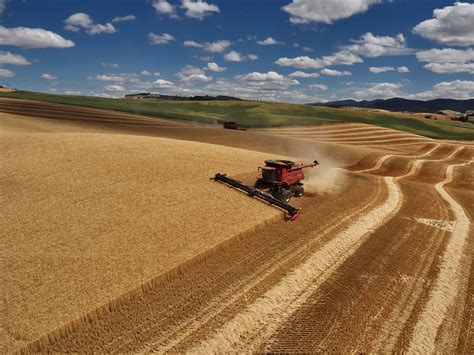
[212,159,319,221]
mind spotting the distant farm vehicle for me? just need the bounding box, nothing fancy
[218,121,247,131]
[212,159,319,221]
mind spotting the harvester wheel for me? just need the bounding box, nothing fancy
[292,185,304,197]
[273,188,292,203]
[254,179,265,189]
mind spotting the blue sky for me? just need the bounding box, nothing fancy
[0,0,473,102]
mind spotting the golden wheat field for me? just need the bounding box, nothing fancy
[0,99,473,353]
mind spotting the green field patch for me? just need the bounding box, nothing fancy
[0,91,472,140]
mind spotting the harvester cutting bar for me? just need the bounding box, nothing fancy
[211,173,302,221]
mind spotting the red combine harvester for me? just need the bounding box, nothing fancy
[212,159,319,221]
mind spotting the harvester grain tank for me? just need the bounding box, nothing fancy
[212,159,319,221]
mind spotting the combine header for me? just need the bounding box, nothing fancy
[212,159,319,221]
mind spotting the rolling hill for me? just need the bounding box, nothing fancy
[0,91,473,140]
[310,97,474,113]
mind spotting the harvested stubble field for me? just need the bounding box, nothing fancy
[0,99,473,353]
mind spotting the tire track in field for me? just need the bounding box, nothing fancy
[358,145,462,177]
[305,132,429,141]
[188,176,402,353]
[267,131,431,146]
[407,159,473,353]
[393,146,463,178]
[331,137,430,145]
[276,130,419,140]
[358,144,440,173]
[261,123,374,134]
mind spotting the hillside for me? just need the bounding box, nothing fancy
[311,97,474,113]
[0,91,473,140]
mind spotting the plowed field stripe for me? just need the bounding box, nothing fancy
[398,146,463,179]
[189,176,402,353]
[358,144,440,173]
[407,159,473,353]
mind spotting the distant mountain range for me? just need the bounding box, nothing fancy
[309,98,474,113]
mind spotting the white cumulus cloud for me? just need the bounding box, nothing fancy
[0,68,14,77]
[257,37,284,45]
[355,82,402,99]
[309,84,328,91]
[275,51,362,69]
[413,2,474,47]
[64,13,116,35]
[90,74,126,82]
[183,40,202,48]
[148,32,175,45]
[417,48,474,74]
[248,54,258,61]
[153,79,174,88]
[203,40,231,53]
[282,0,382,24]
[288,71,320,78]
[0,51,30,65]
[409,80,474,100]
[182,74,212,83]
[184,39,231,53]
[224,50,244,62]
[369,66,395,74]
[104,85,126,93]
[238,71,299,88]
[423,62,474,74]
[397,66,410,73]
[321,69,352,76]
[205,62,226,72]
[176,65,212,83]
[416,48,474,63]
[181,0,219,20]
[0,25,74,48]
[153,0,175,15]
[344,32,412,57]
[112,15,136,23]
[41,73,57,80]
